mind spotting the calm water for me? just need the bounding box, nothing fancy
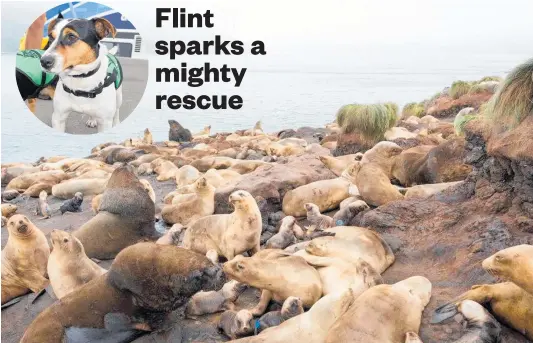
[1,51,531,162]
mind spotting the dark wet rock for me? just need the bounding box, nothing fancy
[268,211,285,226]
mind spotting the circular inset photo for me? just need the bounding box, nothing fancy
[15,2,148,134]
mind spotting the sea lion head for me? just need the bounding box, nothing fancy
[228,190,253,211]
[281,296,304,318]
[7,214,34,238]
[51,229,83,255]
[345,161,362,179]
[348,200,370,214]
[281,215,296,228]
[223,256,255,283]
[235,310,254,336]
[144,128,151,135]
[397,276,432,307]
[74,192,83,201]
[305,236,334,256]
[194,177,209,190]
[482,245,531,282]
[2,203,18,217]
[39,191,48,201]
[221,280,247,302]
[304,203,319,214]
[355,258,384,287]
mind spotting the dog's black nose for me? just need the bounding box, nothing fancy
[40,55,55,70]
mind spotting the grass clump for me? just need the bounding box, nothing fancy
[336,103,394,143]
[449,81,472,99]
[384,102,399,128]
[402,102,425,118]
[479,76,502,82]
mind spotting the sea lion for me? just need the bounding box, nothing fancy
[218,309,254,339]
[51,178,108,199]
[139,179,156,203]
[444,300,502,343]
[306,227,395,274]
[295,253,383,296]
[223,249,322,316]
[1,203,17,217]
[22,180,58,197]
[229,160,269,174]
[360,141,403,179]
[129,153,160,167]
[20,243,225,343]
[392,145,435,186]
[325,276,432,343]
[185,280,247,317]
[331,200,369,226]
[256,296,304,334]
[143,128,153,145]
[6,169,68,191]
[154,160,179,181]
[72,166,157,259]
[481,244,533,296]
[175,165,202,187]
[318,155,356,176]
[99,147,137,165]
[1,215,50,304]
[137,162,153,175]
[168,119,192,142]
[282,176,353,217]
[347,161,404,207]
[35,190,51,219]
[304,203,334,230]
[59,192,84,214]
[191,156,235,172]
[265,216,305,250]
[91,194,102,214]
[91,142,117,154]
[193,125,212,138]
[47,230,107,299]
[432,282,533,341]
[244,121,264,136]
[162,177,215,226]
[230,287,355,343]
[2,189,20,202]
[404,181,463,199]
[182,190,262,261]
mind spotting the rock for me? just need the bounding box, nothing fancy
[426,92,493,119]
[333,133,372,156]
[268,211,285,226]
[214,155,336,214]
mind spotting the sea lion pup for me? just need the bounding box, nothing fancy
[47,230,107,299]
[139,179,156,203]
[59,192,84,214]
[194,125,212,138]
[265,216,305,249]
[35,190,51,219]
[185,280,247,317]
[326,276,432,343]
[72,166,157,259]
[332,200,369,226]
[162,177,215,226]
[404,181,462,199]
[244,121,264,136]
[2,189,20,202]
[432,283,533,341]
[175,165,202,187]
[223,249,322,316]
[306,227,395,274]
[405,332,424,343]
[230,288,355,343]
[143,128,153,145]
[1,203,17,218]
[137,162,153,175]
[481,244,533,295]
[295,253,383,296]
[51,177,108,199]
[91,194,103,214]
[218,309,255,339]
[304,203,334,230]
[347,161,404,207]
[156,224,184,245]
[154,160,179,181]
[1,215,50,304]
[20,243,225,343]
[168,119,193,142]
[182,190,262,261]
[256,296,304,334]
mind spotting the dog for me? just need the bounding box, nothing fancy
[39,16,123,132]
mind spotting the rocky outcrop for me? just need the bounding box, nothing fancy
[214,154,336,214]
[426,92,493,119]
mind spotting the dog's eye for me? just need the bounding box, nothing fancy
[65,33,78,44]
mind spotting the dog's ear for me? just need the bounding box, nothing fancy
[47,12,64,38]
[92,18,116,40]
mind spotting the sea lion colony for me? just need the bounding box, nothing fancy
[2,60,533,342]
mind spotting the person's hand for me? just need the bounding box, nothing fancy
[25,13,47,50]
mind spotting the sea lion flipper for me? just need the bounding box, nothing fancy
[431,302,458,324]
[1,296,22,310]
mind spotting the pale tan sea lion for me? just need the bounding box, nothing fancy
[223,249,322,316]
[91,194,102,214]
[175,165,202,187]
[307,227,395,274]
[360,141,403,179]
[325,276,432,343]
[162,177,215,226]
[182,190,262,261]
[404,181,462,199]
[129,153,160,167]
[47,230,107,299]
[154,160,179,181]
[228,160,269,174]
[1,215,50,304]
[139,179,156,203]
[72,166,157,259]
[51,178,108,199]
[318,155,357,176]
[193,125,212,138]
[35,191,51,219]
[230,288,355,343]
[6,170,68,191]
[482,244,533,296]
[1,203,17,218]
[137,162,153,175]
[143,128,153,145]
[191,156,235,172]
[347,161,404,207]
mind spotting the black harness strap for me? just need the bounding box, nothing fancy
[62,70,116,99]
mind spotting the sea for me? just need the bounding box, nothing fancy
[1,50,531,163]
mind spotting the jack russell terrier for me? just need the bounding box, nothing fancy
[40,16,123,133]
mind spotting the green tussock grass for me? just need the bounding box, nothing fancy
[402,102,425,118]
[449,81,473,99]
[479,76,502,82]
[483,58,533,130]
[454,113,477,135]
[336,103,394,143]
[384,102,399,128]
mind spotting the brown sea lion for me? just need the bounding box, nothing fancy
[1,215,50,304]
[47,230,107,299]
[218,309,254,339]
[265,216,305,250]
[72,166,157,259]
[185,280,247,317]
[20,243,225,343]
